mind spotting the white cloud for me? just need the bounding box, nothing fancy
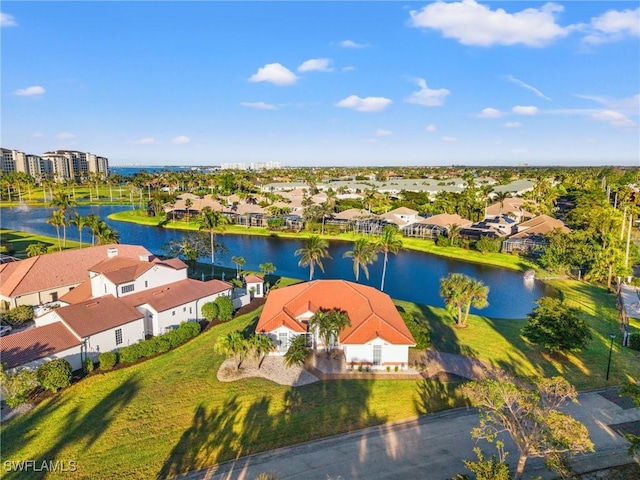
[584,7,639,44]
[502,122,523,128]
[338,40,368,48]
[513,105,539,115]
[335,95,392,113]
[342,66,355,72]
[405,78,450,107]
[1,13,17,27]
[172,136,191,145]
[134,137,155,145]
[505,75,551,100]
[442,136,458,142]
[479,107,503,118]
[249,63,298,86]
[375,129,392,137]
[591,110,635,128]
[425,124,437,133]
[298,58,333,73]
[409,0,569,47]
[56,132,75,139]
[15,85,45,96]
[240,101,277,110]
[575,93,640,111]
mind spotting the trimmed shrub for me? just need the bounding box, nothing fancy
[99,351,117,370]
[83,358,95,374]
[201,301,219,322]
[630,333,640,351]
[179,320,201,338]
[37,359,72,392]
[118,343,144,364]
[475,236,502,254]
[214,296,234,322]
[400,312,430,349]
[0,368,39,408]
[3,305,34,325]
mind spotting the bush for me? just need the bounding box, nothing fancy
[83,358,95,374]
[214,296,234,322]
[3,305,34,325]
[630,333,640,351]
[37,359,72,392]
[118,343,143,364]
[475,236,502,254]
[179,320,201,338]
[0,368,39,408]
[400,312,430,349]
[99,351,117,370]
[201,301,219,322]
[435,235,452,247]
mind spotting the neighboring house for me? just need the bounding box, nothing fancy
[502,214,571,254]
[255,280,415,369]
[244,275,265,298]
[485,197,534,223]
[404,213,473,239]
[381,207,423,231]
[0,244,152,310]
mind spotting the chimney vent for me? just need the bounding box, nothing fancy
[107,247,118,258]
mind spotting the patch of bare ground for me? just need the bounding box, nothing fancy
[217,356,319,387]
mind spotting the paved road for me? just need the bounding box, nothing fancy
[177,390,639,480]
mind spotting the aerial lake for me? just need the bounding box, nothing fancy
[1,205,555,318]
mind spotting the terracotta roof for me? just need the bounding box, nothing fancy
[333,209,378,221]
[256,280,415,346]
[387,207,418,216]
[510,214,571,238]
[0,322,82,369]
[415,213,473,228]
[155,258,188,270]
[89,257,156,285]
[59,280,93,304]
[244,275,264,284]
[0,244,152,299]
[56,295,143,337]
[120,279,232,312]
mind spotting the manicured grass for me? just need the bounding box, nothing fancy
[1,312,466,480]
[0,229,81,257]
[397,279,640,390]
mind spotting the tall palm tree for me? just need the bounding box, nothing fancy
[343,237,378,282]
[50,190,77,248]
[231,255,245,278]
[440,273,467,326]
[461,278,490,326]
[295,235,332,281]
[85,214,100,246]
[69,212,90,248]
[309,308,350,356]
[94,220,120,245]
[198,207,229,276]
[376,225,403,292]
[46,210,64,250]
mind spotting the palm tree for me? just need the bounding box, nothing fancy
[283,335,309,368]
[295,235,332,281]
[26,242,48,257]
[50,190,77,248]
[461,278,489,326]
[231,255,245,278]
[250,334,275,369]
[440,273,467,326]
[46,210,64,250]
[85,214,100,246]
[343,237,378,283]
[69,212,90,248]
[447,223,463,246]
[215,331,248,370]
[94,220,120,245]
[184,198,193,222]
[309,308,350,356]
[376,225,403,292]
[259,262,276,277]
[198,207,229,276]
[492,190,511,216]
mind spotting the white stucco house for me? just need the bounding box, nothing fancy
[255,280,415,369]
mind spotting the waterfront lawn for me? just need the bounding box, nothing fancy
[397,280,639,390]
[1,311,465,480]
[0,229,81,257]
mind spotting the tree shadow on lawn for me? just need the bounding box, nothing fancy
[157,378,386,478]
[2,376,140,480]
[414,378,468,416]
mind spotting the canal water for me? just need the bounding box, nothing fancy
[0,205,555,318]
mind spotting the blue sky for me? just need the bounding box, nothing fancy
[2,1,638,167]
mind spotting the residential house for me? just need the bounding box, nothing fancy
[255,280,415,369]
[404,213,473,239]
[502,214,571,254]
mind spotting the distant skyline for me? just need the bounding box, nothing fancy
[2,1,638,167]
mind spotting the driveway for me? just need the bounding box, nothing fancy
[177,390,639,480]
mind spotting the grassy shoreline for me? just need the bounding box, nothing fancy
[108,209,540,273]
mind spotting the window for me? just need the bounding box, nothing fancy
[172,311,175,316]
[50,292,58,302]
[121,284,135,294]
[278,332,289,351]
[257,284,261,295]
[189,307,192,314]
[183,307,186,312]
[373,345,382,366]
[145,281,148,288]
[115,328,123,346]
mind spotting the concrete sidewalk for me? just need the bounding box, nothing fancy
[177,389,639,480]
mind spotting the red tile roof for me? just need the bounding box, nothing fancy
[120,279,232,313]
[244,274,263,284]
[256,280,415,345]
[89,257,157,285]
[56,295,143,337]
[59,280,93,304]
[0,322,82,369]
[0,244,152,298]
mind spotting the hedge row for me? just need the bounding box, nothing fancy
[99,321,201,369]
[630,333,640,351]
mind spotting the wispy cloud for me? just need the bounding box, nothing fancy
[405,78,450,107]
[513,105,538,116]
[1,13,17,27]
[591,110,635,128]
[479,107,502,118]
[336,95,392,113]
[375,129,392,137]
[15,85,45,96]
[240,102,277,110]
[505,75,551,100]
[425,124,437,133]
[298,58,333,73]
[409,0,569,47]
[56,132,75,139]
[337,40,368,48]
[172,136,190,145]
[134,137,155,145]
[249,63,298,86]
[342,66,355,72]
[502,122,523,128]
[583,7,639,44]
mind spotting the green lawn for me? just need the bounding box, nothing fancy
[1,313,465,480]
[0,229,81,257]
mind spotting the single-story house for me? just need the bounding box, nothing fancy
[502,214,571,254]
[404,213,473,239]
[255,279,415,369]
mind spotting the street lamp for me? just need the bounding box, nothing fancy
[605,333,615,381]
